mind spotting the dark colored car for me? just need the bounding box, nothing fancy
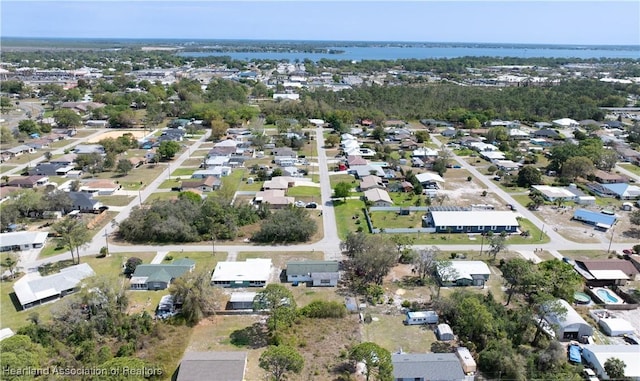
[305,202,318,209]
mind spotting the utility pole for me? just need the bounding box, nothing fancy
[104,226,109,254]
[212,231,216,257]
[539,223,545,241]
[480,233,484,256]
[608,228,615,253]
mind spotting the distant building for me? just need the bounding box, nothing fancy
[392,353,466,381]
[176,352,247,381]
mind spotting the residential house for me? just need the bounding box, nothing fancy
[364,188,393,207]
[7,175,49,188]
[271,147,297,158]
[534,121,553,129]
[130,259,196,290]
[286,261,340,286]
[391,353,466,381]
[575,259,639,286]
[29,163,74,176]
[347,155,368,167]
[424,210,520,234]
[437,261,491,287]
[254,189,294,209]
[441,127,457,137]
[359,175,385,191]
[192,167,231,178]
[0,231,48,252]
[592,169,627,184]
[274,156,298,167]
[73,144,105,155]
[552,118,579,128]
[227,292,257,310]
[210,258,272,287]
[415,172,445,188]
[263,176,294,191]
[25,139,50,150]
[468,142,499,152]
[176,352,247,381]
[495,160,521,171]
[615,147,640,164]
[181,176,221,192]
[67,192,102,212]
[80,179,120,195]
[0,186,21,202]
[60,101,105,113]
[350,165,385,179]
[532,129,561,139]
[581,345,640,380]
[480,151,506,162]
[412,147,439,158]
[532,185,580,202]
[543,299,593,340]
[13,263,95,310]
[1,145,35,159]
[572,209,617,230]
[601,183,640,200]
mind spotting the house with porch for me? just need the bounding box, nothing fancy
[364,188,393,207]
[210,258,272,287]
[130,259,196,290]
[437,261,491,287]
[424,210,519,234]
[286,261,340,286]
[0,231,48,252]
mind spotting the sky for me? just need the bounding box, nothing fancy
[2,1,639,46]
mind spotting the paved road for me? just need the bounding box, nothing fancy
[314,128,342,260]
[615,164,640,183]
[1,100,45,131]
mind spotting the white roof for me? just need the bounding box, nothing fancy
[588,270,629,280]
[582,345,640,378]
[364,188,392,204]
[211,259,272,283]
[0,328,15,341]
[13,263,95,306]
[229,292,258,303]
[481,151,506,160]
[214,140,239,147]
[544,299,590,330]
[407,310,438,319]
[532,185,576,199]
[429,211,519,228]
[553,118,578,126]
[598,318,636,336]
[440,261,491,281]
[415,172,445,183]
[0,231,48,247]
[412,147,438,157]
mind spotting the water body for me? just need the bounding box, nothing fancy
[178,45,640,61]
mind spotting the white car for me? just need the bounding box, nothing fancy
[582,368,599,381]
[294,201,306,208]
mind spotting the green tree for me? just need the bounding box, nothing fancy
[259,345,304,381]
[254,284,297,335]
[372,125,386,142]
[333,181,352,200]
[0,126,15,144]
[349,342,393,381]
[501,258,538,306]
[629,210,640,226]
[415,130,430,143]
[252,207,317,243]
[1,253,19,279]
[53,109,82,128]
[157,140,181,160]
[517,166,542,188]
[561,156,594,181]
[209,119,229,141]
[51,217,91,264]
[95,357,148,381]
[0,335,46,380]
[465,117,481,130]
[412,246,439,284]
[538,259,583,301]
[486,126,508,142]
[123,257,143,277]
[527,189,546,210]
[604,357,627,380]
[325,134,340,147]
[170,270,223,326]
[18,119,39,135]
[341,233,397,286]
[487,231,508,260]
[116,158,133,175]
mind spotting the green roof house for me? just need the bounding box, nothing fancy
[286,261,340,287]
[130,259,196,291]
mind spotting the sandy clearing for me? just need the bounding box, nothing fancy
[86,130,150,143]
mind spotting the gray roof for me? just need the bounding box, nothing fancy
[132,260,195,280]
[392,353,466,381]
[0,231,48,248]
[13,263,95,307]
[177,351,247,381]
[67,192,100,210]
[287,261,339,276]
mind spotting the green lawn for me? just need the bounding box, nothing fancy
[238,179,263,191]
[221,168,246,191]
[94,195,135,206]
[619,163,640,176]
[145,192,178,202]
[558,250,611,260]
[511,194,533,207]
[166,251,227,273]
[287,186,321,197]
[370,211,423,229]
[88,164,165,190]
[329,174,357,187]
[362,314,436,353]
[236,251,324,269]
[334,199,368,239]
[0,165,16,173]
[158,179,182,189]
[171,168,196,177]
[389,192,424,207]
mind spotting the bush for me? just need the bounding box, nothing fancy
[300,300,347,318]
[164,255,173,261]
[401,300,411,308]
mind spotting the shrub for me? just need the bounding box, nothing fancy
[300,300,347,318]
[401,300,411,308]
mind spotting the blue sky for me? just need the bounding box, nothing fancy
[2,1,639,45]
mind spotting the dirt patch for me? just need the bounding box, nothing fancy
[86,129,150,143]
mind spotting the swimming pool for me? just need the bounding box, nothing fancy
[593,288,624,305]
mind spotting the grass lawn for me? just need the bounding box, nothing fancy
[370,211,423,230]
[94,195,135,206]
[221,168,246,192]
[0,165,16,173]
[511,194,533,207]
[389,192,423,207]
[362,313,436,353]
[88,164,165,190]
[287,186,321,197]
[0,276,55,331]
[333,199,367,239]
[236,251,324,269]
[165,251,227,273]
[145,192,179,202]
[238,179,263,191]
[158,179,181,189]
[182,158,203,167]
[171,168,196,177]
[619,163,640,176]
[558,250,611,260]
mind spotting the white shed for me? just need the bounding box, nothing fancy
[598,318,636,337]
[543,299,593,341]
[436,323,454,341]
[455,347,477,374]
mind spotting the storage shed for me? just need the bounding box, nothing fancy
[543,299,594,341]
[598,318,636,337]
[436,323,455,341]
[404,310,439,325]
[455,347,477,374]
[228,292,257,310]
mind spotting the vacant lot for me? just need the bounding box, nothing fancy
[362,313,436,353]
[86,129,149,143]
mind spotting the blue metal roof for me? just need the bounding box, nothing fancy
[574,209,617,226]
[602,183,629,196]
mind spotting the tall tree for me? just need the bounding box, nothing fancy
[157,140,181,160]
[349,342,393,381]
[333,181,352,201]
[53,109,82,129]
[259,345,304,381]
[487,231,508,260]
[1,253,19,279]
[561,156,594,181]
[170,270,223,326]
[341,233,397,286]
[604,358,627,380]
[501,258,538,306]
[254,284,297,335]
[116,158,134,175]
[517,166,542,188]
[51,217,91,264]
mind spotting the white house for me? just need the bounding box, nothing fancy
[210,259,272,288]
[364,188,393,206]
[438,261,491,287]
[581,345,640,380]
[543,299,593,341]
[0,231,48,252]
[13,263,95,309]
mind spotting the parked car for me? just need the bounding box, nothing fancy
[622,249,634,255]
[305,202,318,209]
[294,201,306,208]
[582,368,599,381]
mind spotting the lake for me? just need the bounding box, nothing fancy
[178,45,640,61]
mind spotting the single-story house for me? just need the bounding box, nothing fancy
[13,263,95,310]
[176,351,247,381]
[495,160,521,171]
[0,231,48,252]
[227,292,257,310]
[1,144,35,158]
[359,175,385,191]
[576,259,639,285]
[532,129,561,139]
[436,324,455,341]
[364,188,393,207]
[572,209,617,230]
[181,176,221,192]
[552,118,579,128]
[210,258,272,287]
[271,147,297,158]
[73,144,105,155]
[130,259,196,290]
[29,163,75,177]
[286,261,340,286]
[424,210,519,234]
[532,185,579,202]
[543,299,593,341]
[80,179,121,195]
[469,142,498,152]
[274,156,298,167]
[581,345,640,380]
[254,189,295,209]
[415,172,445,188]
[392,353,466,381]
[412,147,439,158]
[50,153,77,166]
[67,191,102,212]
[192,167,231,178]
[263,176,294,190]
[347,155,368,167]
[437,261,491,287]
[601,183,640,200]
[7,175,49,188]
[592,169,627,184]
[350,165,386,179]
[481,151,506,161]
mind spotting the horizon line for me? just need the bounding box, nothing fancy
[2,36,639,48]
